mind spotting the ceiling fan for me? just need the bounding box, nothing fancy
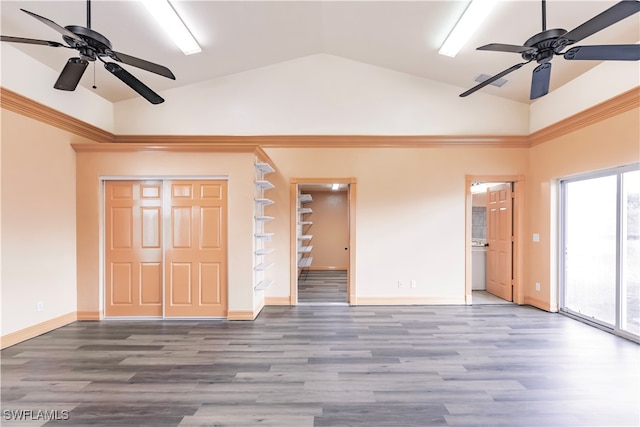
[0,0,175,104]
[460,0,640,100]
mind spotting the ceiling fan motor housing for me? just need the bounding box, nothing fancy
[522,28,567,62]
[63,25,112,61]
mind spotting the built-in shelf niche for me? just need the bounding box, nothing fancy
[297,192,313,274]
[254,161,275,291]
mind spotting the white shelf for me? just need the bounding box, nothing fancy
[254,279,274,291]
[255,233,274,240]
[255,180,275,189]
[255,248,275,255]
[255,161,275,293]
[298,257,313,268]
[254,262,274,271]
[255,198,275,205]
[297,192,313,273]
[255,162,275,174]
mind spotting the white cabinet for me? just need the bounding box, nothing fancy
[254,162,275,291]
[472,246,487,290]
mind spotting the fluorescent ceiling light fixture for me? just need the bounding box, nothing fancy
[471,182,501,194]
[439,0,498,58]
[141,0,201,55]
[331,183,340,191]
[470,183,488,194]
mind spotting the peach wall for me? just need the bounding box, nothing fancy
[306,191,349,269]
[264,146,529,303]
[526,107,640,311]
[1,110,77,336]
[75,151,258,317]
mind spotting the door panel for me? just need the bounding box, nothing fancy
[486,183,513,301]
[169,263,192,304]
[105,181,163,316]
[111,263,133,304]
[140,263,162,304]
[141,207,161,247]
[164,180,228,317]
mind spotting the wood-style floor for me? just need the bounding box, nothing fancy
[1,305,639,427]
[298,270,348,303]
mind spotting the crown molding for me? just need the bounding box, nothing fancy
[529,87,640,147]
[0,87,114,144]
[72,142,259,154]
[3,85,638,150]
[112,133,530,148]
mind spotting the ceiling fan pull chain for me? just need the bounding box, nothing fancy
[92,61,97,89]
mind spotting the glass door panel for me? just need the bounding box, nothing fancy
[564,175,617,326]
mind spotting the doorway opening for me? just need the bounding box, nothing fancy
[466,175,525,306]
[290,178,356,305]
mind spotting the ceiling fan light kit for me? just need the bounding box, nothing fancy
[0,0,176,104]
[460,0,640,100]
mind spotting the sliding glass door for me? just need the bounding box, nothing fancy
[621,169,639,336]
[561,165,639,341]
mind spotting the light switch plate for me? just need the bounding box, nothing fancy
[533,233,540,242]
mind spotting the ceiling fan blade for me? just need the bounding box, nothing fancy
[20,9,86,47]
[530,62,551,100]
[560,1,640,45]
[104,62,165,104]
[107,50,176,80]
[1,35,64,47]
[54,57,88,91]
[459,62,529,97]
[477,43,536,54]
[564,44,640,61]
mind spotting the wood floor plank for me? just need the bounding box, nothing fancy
[1,304,638,426]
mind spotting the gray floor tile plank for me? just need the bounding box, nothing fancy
[2,304,638,426]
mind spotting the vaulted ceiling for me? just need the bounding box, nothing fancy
[1,1,638,104]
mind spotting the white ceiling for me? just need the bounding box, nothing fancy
[1,0,638,104]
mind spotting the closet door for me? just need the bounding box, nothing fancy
[105,181,163,316]
[164,180,228,317]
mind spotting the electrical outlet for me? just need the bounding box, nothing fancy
[397,281,403,288]
[36,301,44,312]
[535,282,541,291]
[410,280,417,288]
